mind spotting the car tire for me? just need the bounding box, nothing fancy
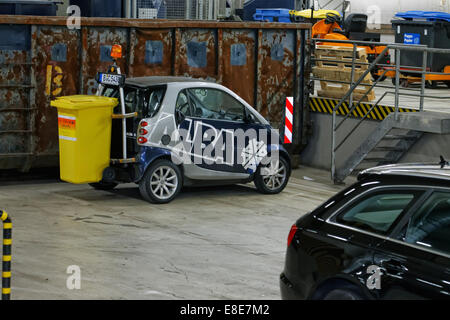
[139,159,182,204]
[322,289,363,300]
[89,181,118,190]
[254,156,290,194]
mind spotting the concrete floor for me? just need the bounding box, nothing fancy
[0,166,347,300]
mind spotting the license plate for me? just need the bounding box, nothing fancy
[97,72,125,86]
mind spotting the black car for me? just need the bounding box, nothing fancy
[280,163,450,300]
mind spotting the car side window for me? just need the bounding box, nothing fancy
[142,86,166,118]
[187,88,245,122]
[176,90,192,117]
[104,86,138,114]
[404,191,450,255]
[336,190,422,235]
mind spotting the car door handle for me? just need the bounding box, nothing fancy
[381,259,408,273]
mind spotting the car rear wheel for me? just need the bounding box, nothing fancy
[139,159,182,204]
[254,156,289,194]
[89,181,118,190]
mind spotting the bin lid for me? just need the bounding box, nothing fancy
[293,9,340,19]
[51,95,118,110]
[395,11,450,22]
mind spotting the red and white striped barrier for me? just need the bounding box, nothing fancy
[284,97,293,144]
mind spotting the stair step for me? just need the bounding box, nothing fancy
[362,157,391,163]
[372,146,407,152]
[383,135,419,141]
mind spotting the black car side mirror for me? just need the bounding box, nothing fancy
[175,110,186,125]
[244,112,255,124]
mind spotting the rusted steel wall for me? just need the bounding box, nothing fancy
[0,15,310,171]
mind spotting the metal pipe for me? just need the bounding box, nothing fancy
[335,69,389,131]
[331,105,337,181]
[420,51,427,112]
[348,44,356,113]
[330,46,390,113]
[0,210,12,300]
[395,48,400,120]
[131,0,137,18]
[116,66,128,161]
[335,92,389,152]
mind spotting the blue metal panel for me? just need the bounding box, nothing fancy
[271,43,284,61]
[100,45,113,62]
[51,43,67,62]
[187,41,207,68]
[231,43,247,66]
[136,146,172,180]
[0,25,30,51]
[145,40,163,64]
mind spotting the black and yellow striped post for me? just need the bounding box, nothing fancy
[0,210,11,300]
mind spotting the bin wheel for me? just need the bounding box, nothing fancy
[391,78,400,86]
[139,159,182,204]
[89,181,118,190]
[400,79,409,88]
[426,80,438,89]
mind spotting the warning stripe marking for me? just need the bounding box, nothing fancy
[309,97,418,121]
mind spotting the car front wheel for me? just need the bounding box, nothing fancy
[254,156,290,194]
[139,159,182,204]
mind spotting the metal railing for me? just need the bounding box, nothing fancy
[310,38,450,182]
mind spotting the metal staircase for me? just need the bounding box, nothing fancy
[310,38,450,184]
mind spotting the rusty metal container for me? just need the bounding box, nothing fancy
[0,15,310,171]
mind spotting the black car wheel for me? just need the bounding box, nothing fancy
[139,159,182,204]
[89,181,118,190]
[322,289,363,300]
[254,156,290,194]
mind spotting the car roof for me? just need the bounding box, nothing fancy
[125,76,214,88]
[358,163,450,182]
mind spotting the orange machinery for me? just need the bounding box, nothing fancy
[312,13,390,81]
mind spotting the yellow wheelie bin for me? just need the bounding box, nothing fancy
[51,95,118,184]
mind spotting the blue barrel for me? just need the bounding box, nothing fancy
[243,0,296,21]
[0,0,58,16]
[69,0,122,18]
[253,9,292,23]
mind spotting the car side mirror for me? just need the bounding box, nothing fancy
[176,109,186,125]
[244,112,255,124]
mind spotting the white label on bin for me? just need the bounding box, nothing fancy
[58,114,77,141]
[59,135,77,141]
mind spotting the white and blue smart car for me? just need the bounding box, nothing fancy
[95,76,291,203]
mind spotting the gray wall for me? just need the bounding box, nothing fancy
[301,112,450,170]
